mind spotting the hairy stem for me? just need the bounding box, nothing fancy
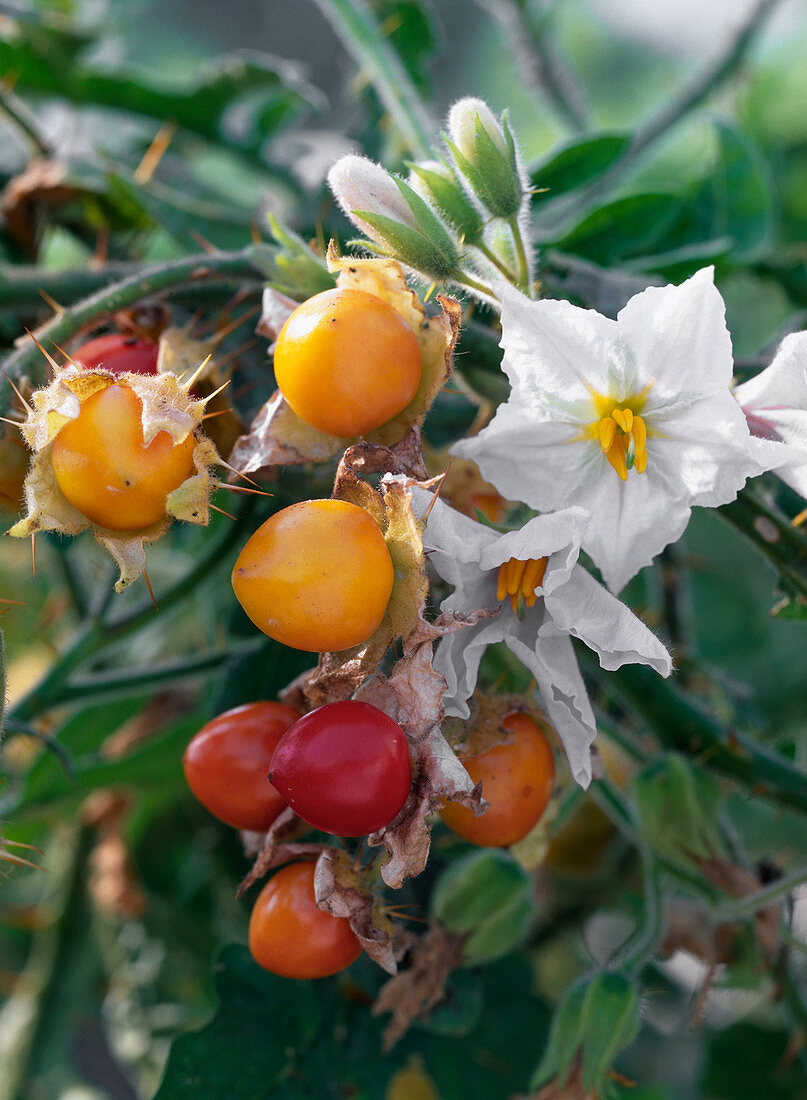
[313,0,434,157]
[1,247,266,415]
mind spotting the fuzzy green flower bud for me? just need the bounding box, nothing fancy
[328,154,461,281]
[408,159,485,243]
[631,753,727,869]
[446,97,524,220]
[430,849,534,965]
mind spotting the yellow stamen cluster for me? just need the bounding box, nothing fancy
[596,407,647,480]
[496,556,547,616]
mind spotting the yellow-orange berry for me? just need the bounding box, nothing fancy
[50,383,196,530]
[231,499,394,652]
[273,288,422,437]
[441,712,555,847]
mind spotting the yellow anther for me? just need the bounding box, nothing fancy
[597,417,616,453]
[496,556,548,614]
[507,558,526,596]
[496,561,509,602]
[632,415,646,457]
[522,556,547,597]
[612,407,633,433]
[634,448,647,474]
[606,440,628,480]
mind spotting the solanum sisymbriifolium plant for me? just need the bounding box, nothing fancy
[2,3,807,1097]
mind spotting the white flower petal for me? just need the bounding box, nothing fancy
[410,486,498,564]
[328,155,416,239]
[497,283,618,412]
[454,402,597,514]
[504,624,597,787]
[573,465,693,593]
[616,267,734,404]
[433,617,512,719]
[735,331,807,411]
[545,564,672,676]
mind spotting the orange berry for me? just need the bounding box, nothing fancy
[274,287,422,437]
[231,499,394,653]
[248,861,361,979]
[441,711,555,847]
[50,383,196,530]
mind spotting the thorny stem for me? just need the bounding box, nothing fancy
[58,641,265,704]
[0,84,53,156]
[475,0,589,132]
[618,848,665,973]
[605,663,807,817]
[0,246,266,415]
[713,866,807,922]
[0,260,264,310]
[9,498,256,725]
[457,271,498,301]
[719,488,807,605]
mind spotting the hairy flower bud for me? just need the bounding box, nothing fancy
[408,159,484,243]
[328,155,461,282]
[446,98,525,220]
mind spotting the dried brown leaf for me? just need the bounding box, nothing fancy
[314,848,413,974]
[372,922,465,1050]
[1,159,75,256]
[237,807,322,897]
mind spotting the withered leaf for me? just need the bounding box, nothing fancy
[372,922,465,1051]
[314,848,413,975]
[237,807,321,897]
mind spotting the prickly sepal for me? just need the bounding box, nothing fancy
[8,365,219,591]
[230,246,461,476]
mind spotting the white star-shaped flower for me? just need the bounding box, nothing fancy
[734,331,807,500]
[412,488,672,786]
[454,268,776,592]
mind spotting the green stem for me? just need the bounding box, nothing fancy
[9,498,256,724]
[719,488,807,604]
[620,849,665,972]
[46,536,88,620]
[605,663,807,817]
[2,719,76,777]
[458,272,498,302]
[1,246,266,414]
[630,0,781,163]
[0,86,52,156]
[313,0,434,157]
[713,866,807,922]
[58,641,264,703]
[0,261,263,311]
[473,238,518,283]
[508,216,531,293]
[476,0,589,132]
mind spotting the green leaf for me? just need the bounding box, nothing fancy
[531,132,631,203]
[369,0,438,94]
[579,972,640,1092]
[0,19,319,165]
[552,192,680,266]
[155,944,337,1099]
[710,123,773,260]
[631,754,727,868]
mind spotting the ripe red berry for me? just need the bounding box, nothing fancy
[270,701,411,837]
[183,702,302,831]
[70,333,159,376]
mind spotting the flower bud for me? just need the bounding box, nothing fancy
[631,753,727,869]
[328,155,460,281]
[431,848,534,965]
[408,159,484,243]
[446,97,524,220]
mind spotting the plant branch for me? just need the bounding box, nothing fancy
[0,84,52,156]
[0,246,267,415]
[58,641,265,703]
[474,0,589,132]
[313,0,435,157]
[713,866,807,922]
[604,663,807,817]
[719,488,807,604]
[630,0,782,163]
